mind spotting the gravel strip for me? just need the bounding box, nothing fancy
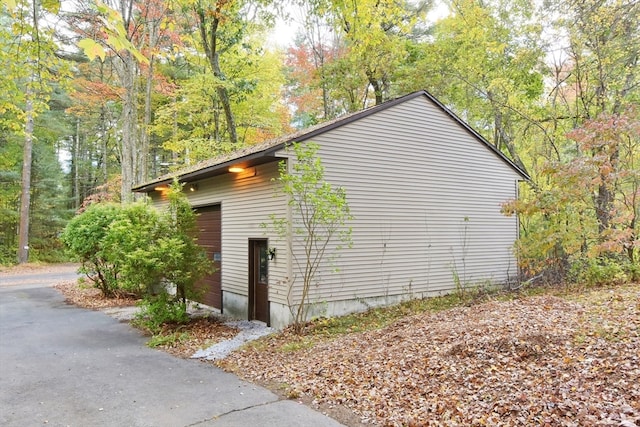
[192,320,274,360]
[100,305,275,361]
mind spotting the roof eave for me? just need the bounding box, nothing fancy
[132,146,286,193]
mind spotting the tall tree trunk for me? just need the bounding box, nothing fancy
[488,92,528,174]
[111,0,142,202]
[115,53,139,202]
[211,52,237,146]
[17,95,34,264]
[100,107,108,184]
[140,11,161,182]
[595,182,613,234]
[172,95,179,167]
[303,9,332,119]
[74,118,80,209]
[366,69,384,105]
[196,9,238,147]
[140,58,153,183]
[98,57,107,185]
[594,146,619,235]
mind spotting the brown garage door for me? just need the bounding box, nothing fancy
[194,205,221,309]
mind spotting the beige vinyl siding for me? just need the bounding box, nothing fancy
[153,161,289,305]
[281,95,521,302]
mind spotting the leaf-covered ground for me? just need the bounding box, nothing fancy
[218,284,640,426]
[54,280,139,309]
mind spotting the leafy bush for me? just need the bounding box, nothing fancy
[101,203,165,295]
[131,183,212,328]
[626,261,640,282]
[569,257,629,287]
[61,203,124,297]
[158,184,211,304]
[502,112,639,286]
[29,245,70,264]
[61,180,212,307]
[132,293,190,334]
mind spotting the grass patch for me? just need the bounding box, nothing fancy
[566,283,640,343]
[237,294,482,353]
[147,331,191,348]
[279,338,316,352]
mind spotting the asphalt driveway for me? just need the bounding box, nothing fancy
[0,274,343,427]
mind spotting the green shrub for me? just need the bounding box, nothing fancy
[623,260,640,282]
[61,179,213,325]
[29,246,70,264]
[132,293,190,334]
[102,203,165,296]
[61,202,168,297]
[130,182,212,330]
[61,203,123,297]
[156,181,212,304]
[569,257,628,287]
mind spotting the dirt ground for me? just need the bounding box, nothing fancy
[0,262,80,277]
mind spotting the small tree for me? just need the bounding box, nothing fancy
[133,180,213,332]
[266,142,353,333]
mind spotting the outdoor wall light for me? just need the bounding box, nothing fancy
[268,248,276,260]
[229,166,257,179]
[188,184,198,192]
[154,185,169,192]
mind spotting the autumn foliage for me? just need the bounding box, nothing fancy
[503,110,640,283]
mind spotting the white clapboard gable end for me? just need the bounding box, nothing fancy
[134,90,528,329]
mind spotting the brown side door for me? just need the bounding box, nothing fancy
[194,205,222,309]
[249,239,269,324]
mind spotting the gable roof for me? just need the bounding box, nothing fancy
[133,90,529,192]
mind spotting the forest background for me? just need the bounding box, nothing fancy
[0,0,638,284]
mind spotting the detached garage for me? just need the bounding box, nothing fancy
[134,90,528,329]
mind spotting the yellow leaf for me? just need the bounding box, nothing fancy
[78,38,106,62]
[106,35,126,52]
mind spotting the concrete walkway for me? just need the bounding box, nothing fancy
[0,272,344,427]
